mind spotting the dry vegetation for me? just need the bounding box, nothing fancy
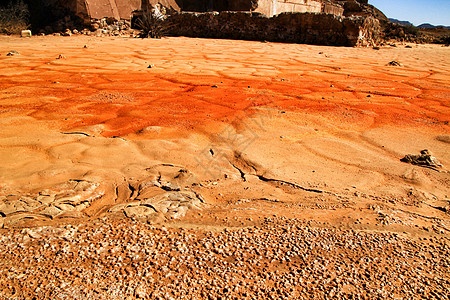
[0,0,29,35]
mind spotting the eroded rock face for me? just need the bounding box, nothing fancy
[28,0,386,46]
[32,0,387,21]
[180,0,343,17]
[35,0,180,20]
[166,11,380,46]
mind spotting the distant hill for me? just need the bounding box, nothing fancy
[418,23,450,29]
[389,18,413,27]
[389,18,450,29]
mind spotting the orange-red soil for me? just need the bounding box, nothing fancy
[0,35,449,299]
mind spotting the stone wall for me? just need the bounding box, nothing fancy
[165,11,380,46]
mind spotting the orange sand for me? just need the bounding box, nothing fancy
[0,35,448,234]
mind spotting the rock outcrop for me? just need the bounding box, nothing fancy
[23,0,383,46]
[33,0,179,20]
[28,0,388,21]
[177,0,344,17]
[166,11,380,46]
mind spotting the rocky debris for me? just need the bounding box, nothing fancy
[6,50,19,56]
[0,217,448,299]
[401,149,444,169]
[37,15,135,37]
[387,60,402,66]
[61,29,72,36]
[87,19,135,37]
[56,54,66,59]
[20,30,31,37]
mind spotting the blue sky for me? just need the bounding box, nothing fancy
[369,0,450,26]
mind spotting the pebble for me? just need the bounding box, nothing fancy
[387,60,402,66]
[21,30,32,37]
[0,217,447,299]
[6,51,19,56]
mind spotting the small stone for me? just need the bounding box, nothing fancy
[27,229,42,239]
[91,23,100,31]
[134,285,147,298]
[387,61,402,66]
[6,51,19,56]
[39,206,61,218]
[62,29,72,37]
[400,149,443,169]
[21,30,32,37]
[56,54,66,59]
[56,203,75,211]
[148,64,154,68]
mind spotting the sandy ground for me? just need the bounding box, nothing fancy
[0,35,449,298]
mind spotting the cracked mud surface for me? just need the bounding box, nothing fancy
[0,36,449,299]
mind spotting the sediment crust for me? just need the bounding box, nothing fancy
[0,35,449,298]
